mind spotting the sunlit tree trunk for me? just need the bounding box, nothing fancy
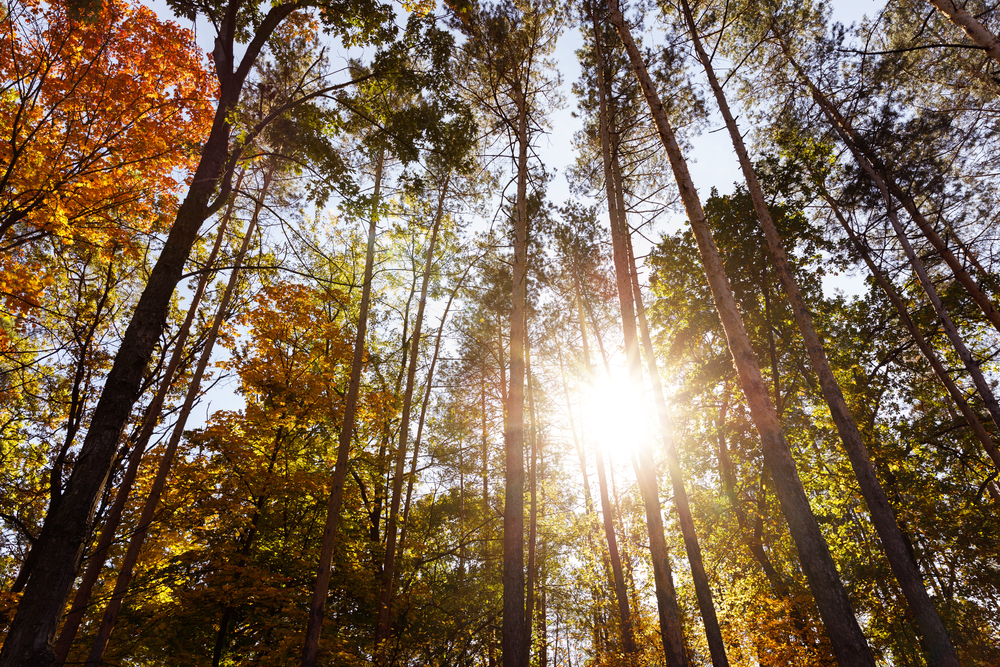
[525,339,539,655]
[925,0,1000,64]
[302,148,385,667]
[683,6,960,664]
[606,2,876,664]
[503,79,530,667]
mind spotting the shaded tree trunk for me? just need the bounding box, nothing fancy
[51,173,241,666]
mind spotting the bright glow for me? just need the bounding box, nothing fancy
[584,371,650,461]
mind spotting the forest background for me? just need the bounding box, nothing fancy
[1,0,999,666]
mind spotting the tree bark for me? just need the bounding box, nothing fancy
[84,164,272,666]
[302,148,385,667]
[606,2,876,664]
[683,6,960,664]
[626,232,729,666]
[525,340,539,658]
[590,5,689,664]
[926,0,1000,65]
[52,174,240,666]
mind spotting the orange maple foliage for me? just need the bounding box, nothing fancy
[0,0,213,311]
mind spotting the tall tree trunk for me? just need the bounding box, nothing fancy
[503,81,530,667]
[302,148,385,667]
[778,41,1000,337]
[925,0,1000,64]
[0,8,285,660]
[817,185,1000,480]
[524,339,539,658]
[590,5,689,664]
[84,164,273,666]
[605,2,877,664]
[375,174,450,647]
[625,232,729,666]
[51,174,241,666]
[683,6,960,664]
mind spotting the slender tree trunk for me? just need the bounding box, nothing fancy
[525,340,539,660]
[84,165,272,666]
[590,5,689,664]
[683,7,960,664]
[302,148,385,667]
[625,232,729,666]
[51,176,240,666]
[925,0,1000,64]
[375,175,450,646]
[818,184,1000,480]
[606,2,876,664]
[503,82,530,667]
[0,11,275,660]
[574,295,637,655]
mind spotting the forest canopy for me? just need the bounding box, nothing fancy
[1,0,999,665]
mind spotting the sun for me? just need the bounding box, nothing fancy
[583,370,651,462]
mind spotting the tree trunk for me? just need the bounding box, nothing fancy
[302,148,385,667]
[683,6,960,664]
[574,291,637,655]
[51,173,241,666]
[525,340,539,658]
[606,2,876,664]
[626,231,729,666]
[502,80,529,667]
[926,0,1000,64]
[84,164,272,666]
[375,174,450,647]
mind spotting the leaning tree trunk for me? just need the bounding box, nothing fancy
[818,186,1000,496]
[625,231,729,667]
[778,41,1000,337]
[302,148,385,667]
[683,6,960,664]
[589,5,689,664]
[375,173,451,649]
[605,2,876,664]
[84,164,273,667]
[52,173,241,666]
